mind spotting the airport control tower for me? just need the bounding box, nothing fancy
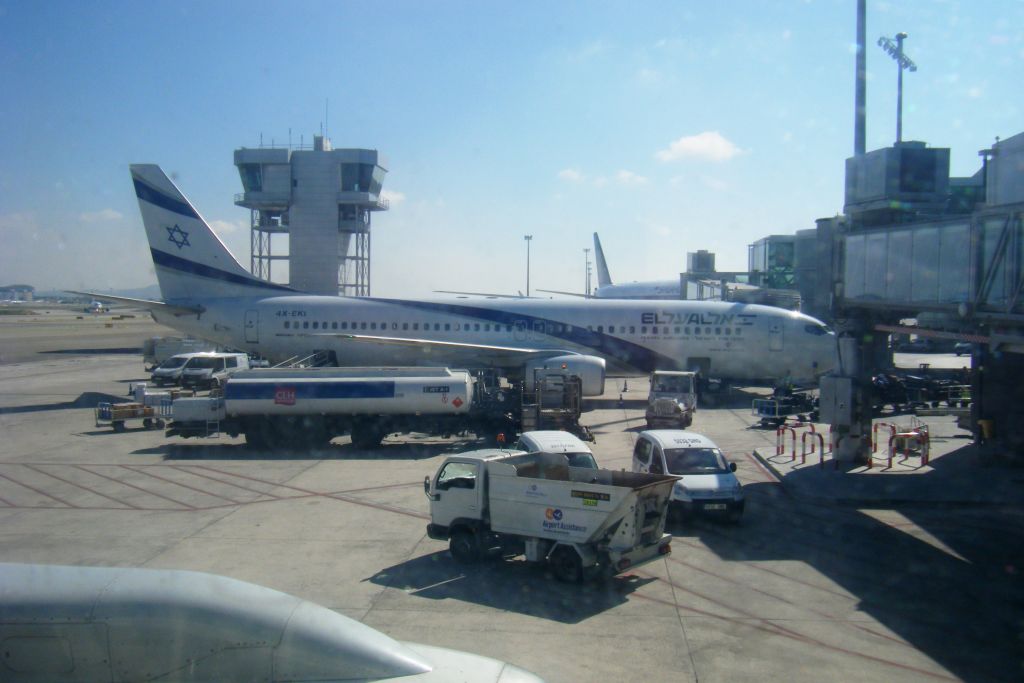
[234,136,388,296]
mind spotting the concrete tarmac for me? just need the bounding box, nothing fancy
[1,321,1022,681]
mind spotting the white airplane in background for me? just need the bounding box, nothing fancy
[85,300,108,314]
[539,233,682,300]
[74,165,835,394]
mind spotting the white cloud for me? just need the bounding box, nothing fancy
[79,208,123,223]
[209,219,246,236]
[558,168,585,182]
[381,189,406,205]
[655,131,743,162]
[616,170,648,185]
[592,176,609,188]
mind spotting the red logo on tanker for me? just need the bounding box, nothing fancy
[452,396,463,408]
[274,386,296,405]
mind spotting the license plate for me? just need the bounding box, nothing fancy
[703,503,727,511]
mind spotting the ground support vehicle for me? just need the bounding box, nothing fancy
[751,391,816,428]
[142,336,220,371]
[425,449,675,582]
[95,401,172,432]
[633,431,745,523]
[645,371,697,429]
[166,367,520,449]
[520,371,593,442]
[179,352,250,390]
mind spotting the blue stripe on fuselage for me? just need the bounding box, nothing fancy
[366,298,677,373]
[151,249,295,292]
[225,381,396,401]
[133,177,200,219]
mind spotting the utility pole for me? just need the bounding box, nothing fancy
[878,32,917,144]
[524,235,533,297]
[583,248,591,298]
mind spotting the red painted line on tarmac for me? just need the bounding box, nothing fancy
[0,471,75,508]
[666,554,911,648]
[743,451,780,483]
[75,466,195,510]
[190,465,429,519]
[329,481,423,495]
[170,466,291,500]
[187,465,323,496]
[671,538,853,600]
[638,573,956,681]
[23,464,139,510]
[325,492,429,520]
[121,465,237,506]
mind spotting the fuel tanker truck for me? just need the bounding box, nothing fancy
[166,367,518,449]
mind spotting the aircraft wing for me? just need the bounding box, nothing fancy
[65,290,203,317]
[535,288,588,298]
[306,332,574,366]
[433,290,543,299]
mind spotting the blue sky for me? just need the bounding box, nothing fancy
[1,1,1021,297]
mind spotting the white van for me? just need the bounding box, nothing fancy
[632,430,744,522]
[179,352,250,390]
[512,430,598,469]
[150,352,201,386]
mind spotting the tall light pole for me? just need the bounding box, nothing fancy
[877,32,917,144]
[583,248,591,298]
[524,235,532,297]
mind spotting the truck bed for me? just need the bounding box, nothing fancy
[484,453,676,549]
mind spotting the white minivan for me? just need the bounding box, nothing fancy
[632,430,744,522]
[512,430,598,469]
[179,352,250,390]
[150,352,201,386]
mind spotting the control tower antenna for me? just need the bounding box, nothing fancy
[877,32,917,144]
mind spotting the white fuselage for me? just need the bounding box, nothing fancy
[156,295,835,384]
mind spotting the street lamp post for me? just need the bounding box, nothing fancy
[877,32,917,144]
[524,235,532,297]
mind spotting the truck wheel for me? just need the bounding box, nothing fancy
[549,546,583,583]
[142,418,154,429]
[449,530,481,564]
[112,421,126,433]
[350,422,384,449]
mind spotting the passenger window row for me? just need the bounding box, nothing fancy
[281,319,743,337]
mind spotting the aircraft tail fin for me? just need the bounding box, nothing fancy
[129,164,292,302]
[593,232,612,287]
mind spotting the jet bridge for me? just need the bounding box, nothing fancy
[823,134,1024,464]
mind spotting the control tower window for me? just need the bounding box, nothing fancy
[239,164,262,192]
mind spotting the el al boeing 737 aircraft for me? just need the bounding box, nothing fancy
[78,165,835,395]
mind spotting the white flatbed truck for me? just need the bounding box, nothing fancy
[424,449,676,582]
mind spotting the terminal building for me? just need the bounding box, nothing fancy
[234,136,388,296]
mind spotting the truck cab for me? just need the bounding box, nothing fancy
[632,430,744,522]
[645,371,697,429]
